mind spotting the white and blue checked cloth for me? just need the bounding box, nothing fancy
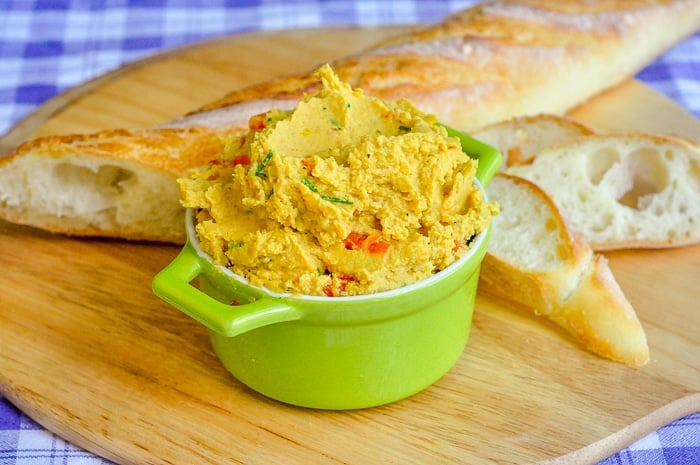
[1,2,699,464]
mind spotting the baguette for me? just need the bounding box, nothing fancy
[471,113,595,169]
[169,0,700,132]
[480,173,649,366]
[507,133,700,250]
[0,127,235,243]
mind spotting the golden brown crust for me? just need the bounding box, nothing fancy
[187,0,700,131]
[550,255,650,366]
[0,208,183,243]
[4,126,239,175]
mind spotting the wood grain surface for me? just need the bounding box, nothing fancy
[1,27,699,465]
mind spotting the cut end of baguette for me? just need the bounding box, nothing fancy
[0,152,185,243]
[0,127,234,243]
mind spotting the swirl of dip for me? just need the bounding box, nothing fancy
[179,64,497,296]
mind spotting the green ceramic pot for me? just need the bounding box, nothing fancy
[152,128,501,409]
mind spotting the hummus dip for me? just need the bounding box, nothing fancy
[179,64,497,296]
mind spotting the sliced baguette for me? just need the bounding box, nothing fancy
[0,127,234,243]
[507,133,700,250]
[471,113,595,169]
[480,173,649,366]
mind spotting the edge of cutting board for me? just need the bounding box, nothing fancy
[535,394,699,465]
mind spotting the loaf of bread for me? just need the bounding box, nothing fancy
[0,127,234,243]
[507,132,700,250]
[480,173,650,366]
[169,0,700,133]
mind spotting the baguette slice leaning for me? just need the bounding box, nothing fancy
[471,114,595,169]
[0,127,235,243]
[480,174,649,366]
[171,0,700,132]
[507,133,700,250]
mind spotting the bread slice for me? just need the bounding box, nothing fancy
[171,0,700,132]
[480,174,649,366]
[471,114,595,169]
[507,133,700,250]
[0,127,233,243]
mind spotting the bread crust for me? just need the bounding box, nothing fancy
[171,0,700,132]
[550,254,650,367]
[3,127,233,174]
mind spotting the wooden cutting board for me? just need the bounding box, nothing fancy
[1,27,699,465]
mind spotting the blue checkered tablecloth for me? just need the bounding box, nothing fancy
[0,2,698,464]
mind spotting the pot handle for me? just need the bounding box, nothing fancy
[152,243,301,337]
[442,125,502,187]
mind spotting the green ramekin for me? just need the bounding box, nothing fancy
[153,128,501,409]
